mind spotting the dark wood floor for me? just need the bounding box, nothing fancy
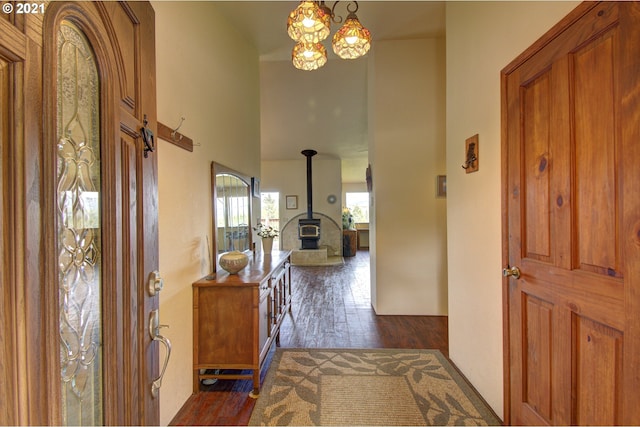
[170,250,448,426]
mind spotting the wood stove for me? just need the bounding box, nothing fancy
[298,218,320,249]
[299,150,321,249]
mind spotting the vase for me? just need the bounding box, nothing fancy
[219,250,249,274]
[262,237,274,254]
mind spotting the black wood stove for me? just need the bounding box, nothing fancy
[299,149,321,249]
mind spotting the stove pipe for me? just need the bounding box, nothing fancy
[301,149,317,219]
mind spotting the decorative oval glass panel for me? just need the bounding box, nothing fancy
[57,20,103,426]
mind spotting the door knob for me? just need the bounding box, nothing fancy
[502,266,521,279]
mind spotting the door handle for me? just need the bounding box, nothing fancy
[149,309,172,398]
[502,266,521,280]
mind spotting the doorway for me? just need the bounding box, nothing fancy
[345,191,370,249]
[260,192,280,248]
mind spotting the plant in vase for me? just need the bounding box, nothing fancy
[253,223,279,254]
[342,208,356,230]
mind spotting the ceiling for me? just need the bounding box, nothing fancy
[213,1,446,182]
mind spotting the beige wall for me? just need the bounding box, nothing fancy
[152,2,261,424]
[445,1,579,418]
[261,158,342,230]
[342,182,367,192]
[369,38,448,315]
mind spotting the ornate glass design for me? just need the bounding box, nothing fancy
[331,13,371,60]
[292,42,327,71]
[287,1,330,44]
[57,20,103,426]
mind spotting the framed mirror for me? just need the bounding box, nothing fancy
[211,162,253,268]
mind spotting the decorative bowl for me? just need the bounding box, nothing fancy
[219,251,249,274]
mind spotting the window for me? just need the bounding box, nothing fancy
[260,192,280,244]
[345,192,369,223]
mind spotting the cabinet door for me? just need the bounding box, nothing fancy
[258,287,270,351]
[273,269,287,324]
[270,279,280,335]
[283,261,292,309]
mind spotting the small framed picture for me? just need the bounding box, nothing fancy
[436,175,447,198]
[286,195,298,209]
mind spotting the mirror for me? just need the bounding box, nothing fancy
[211,162,253,266]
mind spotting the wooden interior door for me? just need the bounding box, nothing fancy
[0,2,160,424]
[501,2,640,425]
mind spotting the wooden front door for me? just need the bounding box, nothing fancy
[502,2,640,425]
[0,2,161,424]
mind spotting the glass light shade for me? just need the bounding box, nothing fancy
[292,42,327,71]
[287,1,331,43]
[332,14,371,59]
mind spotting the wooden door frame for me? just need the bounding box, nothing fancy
[0,2,158,424]
[500,3,600,425]
[0,9,50,425]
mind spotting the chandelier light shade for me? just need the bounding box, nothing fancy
[287,1,372,70]
[292,42,328,71]
[287,1,331,44]
[332,12,371,59]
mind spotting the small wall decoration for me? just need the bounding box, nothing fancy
[286,195,298,209]
[251,177,260,198]
[436,175,447,198]
[462,134,479,173]
[366,164,372,192]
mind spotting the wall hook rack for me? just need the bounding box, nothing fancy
[171,117,185,141]
[158,117,195,152]
[461,155,477,170]
[462,134,479,173]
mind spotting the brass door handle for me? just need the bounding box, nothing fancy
[149,309,172,398]
[502,266,521,280]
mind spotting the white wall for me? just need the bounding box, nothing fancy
[369,38,448,315]
[152,2,261,424]
[445,1,579,418]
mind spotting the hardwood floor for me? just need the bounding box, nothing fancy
[170,250,448,426]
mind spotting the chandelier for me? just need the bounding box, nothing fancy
[287,1,372,71]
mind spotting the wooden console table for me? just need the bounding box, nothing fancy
[192,250,292,397]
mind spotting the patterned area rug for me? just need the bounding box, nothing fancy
[249,348,501,426]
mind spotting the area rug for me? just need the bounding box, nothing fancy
[249,348,501,426]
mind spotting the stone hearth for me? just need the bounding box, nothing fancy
[291,248,327,264]
[281,212,342,256]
